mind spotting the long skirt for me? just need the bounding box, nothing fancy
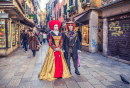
[38,47,71,81]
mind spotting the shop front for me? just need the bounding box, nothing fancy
[100,0,130,63]
[0,13,21,56]
[73,8,100,53]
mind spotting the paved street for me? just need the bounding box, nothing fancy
[0,44,130,88]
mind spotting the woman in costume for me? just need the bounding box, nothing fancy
[38,20,71,81]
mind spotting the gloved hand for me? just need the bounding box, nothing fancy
[62,50,65,52]
[54,48,60,51]
[78,50,81,53]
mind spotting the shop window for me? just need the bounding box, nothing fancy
[0,19,6,48]
[82,25,89,46]
[12,23,16,46]
[16,25,19,44]
[7,19,11,47]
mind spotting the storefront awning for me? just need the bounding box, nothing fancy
[74,11,90,23]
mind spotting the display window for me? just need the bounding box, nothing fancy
[0,19,6,48]
[7,19,11,47]
[82,25,89,46]
[16,24,19,44]
[11,23,16,46]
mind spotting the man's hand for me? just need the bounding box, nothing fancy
[78,50,81,53]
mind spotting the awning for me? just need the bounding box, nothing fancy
[74,12,86,21]
[74,11,90,23]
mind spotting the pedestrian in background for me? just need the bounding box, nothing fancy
[29,32,39,57]
[39,32,43,45]
[43,32,47,43]
[21,29,29,53]
[33,31,38,37]
[77,29,82,43]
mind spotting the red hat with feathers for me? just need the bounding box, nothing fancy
[49,20,61,30]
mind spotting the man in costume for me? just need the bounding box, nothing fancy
[62,21,81,75]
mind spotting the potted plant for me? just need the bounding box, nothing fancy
[80,0,83,2]
[70,5,75,11]
[66,9,70,13]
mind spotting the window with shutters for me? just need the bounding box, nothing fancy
[64,4,67,15]
[57,12,58,20]
[69,0,73,6]
[55,14,56,20]
[59,8,61,17]
[54,1,56,7]
[75,0,78,10]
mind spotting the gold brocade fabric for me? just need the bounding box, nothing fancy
[38,47,71,81]
[52,36,61,47]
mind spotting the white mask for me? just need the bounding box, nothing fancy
[54,24,58,31]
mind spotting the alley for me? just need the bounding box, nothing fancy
[0,44,130,88]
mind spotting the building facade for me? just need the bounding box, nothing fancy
[0,0,36,56]
[100,0,130,63]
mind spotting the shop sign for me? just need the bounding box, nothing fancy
[0,13,8,19]
[108,12,130,21]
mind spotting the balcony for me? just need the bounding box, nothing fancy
[0,0,13,5]
[80,0,90,9]
[102,0,119,6]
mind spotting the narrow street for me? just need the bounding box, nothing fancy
[0,44,130,88]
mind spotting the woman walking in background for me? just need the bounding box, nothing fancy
[29,32,39,57]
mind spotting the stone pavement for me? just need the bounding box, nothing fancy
[0,44,130,88]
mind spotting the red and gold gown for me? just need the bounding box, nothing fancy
[38,32,71,81]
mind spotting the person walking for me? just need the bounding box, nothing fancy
[21,29,29,53]
[29,32,39,56]
[43,32,47,43]
[38,32,43,45]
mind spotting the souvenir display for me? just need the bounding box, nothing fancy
[0,19,6,48]
[12,23,16,46]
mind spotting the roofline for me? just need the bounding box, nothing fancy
[99,0,129,10]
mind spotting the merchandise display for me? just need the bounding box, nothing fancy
[16,25,19,44]
[0,19,6,48]
[12,23,16,46]
[7,20,11,47]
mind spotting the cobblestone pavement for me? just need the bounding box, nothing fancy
[0,44,130,88]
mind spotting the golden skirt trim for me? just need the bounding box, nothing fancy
[38,47,71,81]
